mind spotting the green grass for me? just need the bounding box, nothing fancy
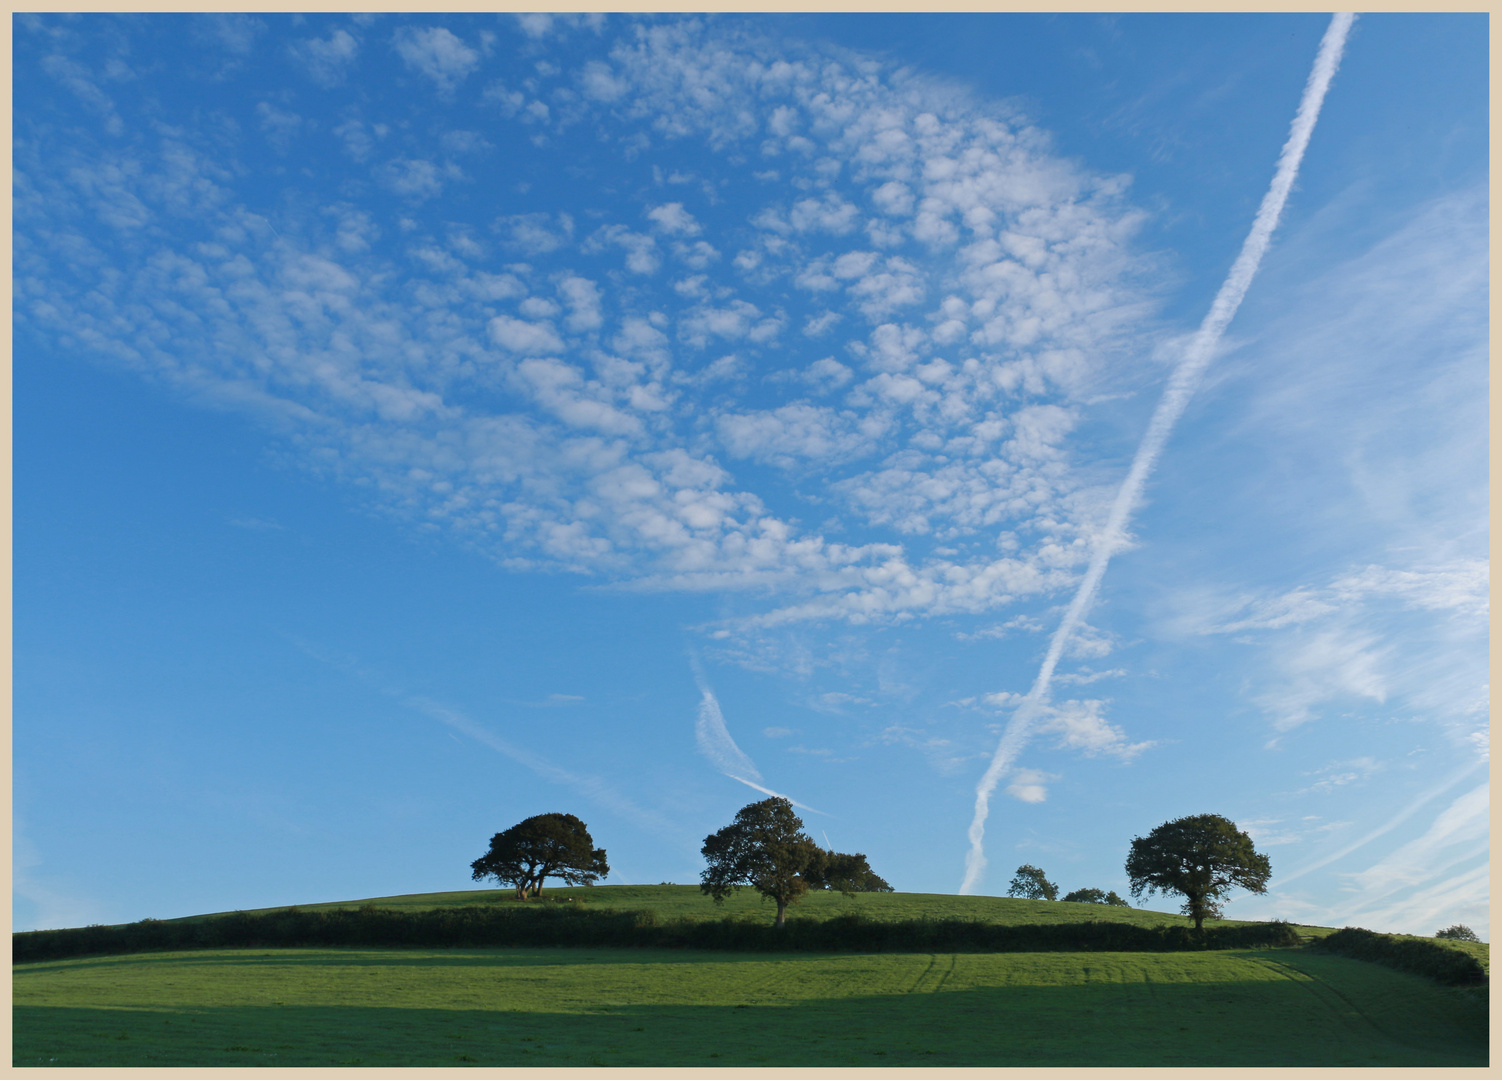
[285,884,1484,962]
[187,882,1327,935]
[15,886,1487,1066]
[13,945,1487,1067]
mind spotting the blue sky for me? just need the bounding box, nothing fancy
[14,13,1488,938]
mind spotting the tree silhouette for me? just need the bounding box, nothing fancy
[700,797,820,927]
[470,813,609,900]
[1125,814,1269,930]
[1436,924,1481,942]
[803,849,894,894]
[1006,864,1059,900]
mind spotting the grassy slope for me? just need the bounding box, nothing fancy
[178,884,1490,962]
[16,887,1487,1067]
[13,945,1487,1067]
[183,883,1322,933]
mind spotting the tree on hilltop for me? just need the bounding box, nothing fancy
[1062,887,1129,906]
[1436,924,1481,942]
[1007,864,1059,901]
[1125,814,1270,930]
[701,797,821,927]
[471,813,609,900]
[803,849,894,894]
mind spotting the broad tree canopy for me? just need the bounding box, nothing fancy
[700,797,820,926]
[471,813,609,900]
[803,849,893,894]
[1125,813,1270,930]
[1062,887,1129,906]
[1007,864,1059,901]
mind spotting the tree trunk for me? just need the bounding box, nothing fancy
[775,899,787,927]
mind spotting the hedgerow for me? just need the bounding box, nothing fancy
[1310,927,1486,986]
[12,904,1300,963]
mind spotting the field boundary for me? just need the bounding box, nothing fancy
[1310,926,1487,986]
[13,904,1302,962]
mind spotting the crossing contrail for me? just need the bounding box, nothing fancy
[693,680,827,815]
[961,13,1356,895]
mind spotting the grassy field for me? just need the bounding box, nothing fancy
[14,886,1488,1067]
[13,945,1487,1067]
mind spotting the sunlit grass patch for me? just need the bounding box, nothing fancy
[13,945,1487,1067]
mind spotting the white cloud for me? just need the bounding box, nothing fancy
[379,157,461,201]
[1006,768,1056,803]
[1053,667,1126,686]
[646,202,700,235]
[556,275,604,333]
[871,180,914,217]
[955,614,1045,642]
[41,53,125,135]
[393,26,480,94]
[672,240,720,269]
[1255,628,1388,733]
[1323,784,1490,935]
[14,18,1176,641]
[497,212,574,255]
[586,225,661,275]
[199,13,264,56]
[802,311,842,338]
[1172,558,1488,738]
[333,118,385,162]
[1289,756,1381,796]
[489,315,565,356]
[678,300,772,349]
[1036,699,1152,760]
[255,101,303,153]
[291,28,359,86]
[515,13,604,41]
[716,404,884,469]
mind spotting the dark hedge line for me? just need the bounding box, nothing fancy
[13,904,1300,963]
[1311,927,1487,986]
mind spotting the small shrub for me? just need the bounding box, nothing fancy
[1436,924,1481,942]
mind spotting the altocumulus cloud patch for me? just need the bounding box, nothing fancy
[15,16,1165,638]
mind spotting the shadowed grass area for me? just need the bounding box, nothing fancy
[13,946,1487,1067]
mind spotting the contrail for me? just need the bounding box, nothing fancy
[693,678,827,814]
[286,634,698,853]
[409,696,693,846]
[961,13,1356,896]
[694,687,765,787]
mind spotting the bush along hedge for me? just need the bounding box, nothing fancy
[1310,927,1487,986]
[12,905,1302,963]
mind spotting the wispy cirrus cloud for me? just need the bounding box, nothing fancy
[1165,559,1488,742]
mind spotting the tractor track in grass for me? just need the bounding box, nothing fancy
[1247,950,1485,1059]
[1253,955,1387,1042]
[906,954,942,995]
